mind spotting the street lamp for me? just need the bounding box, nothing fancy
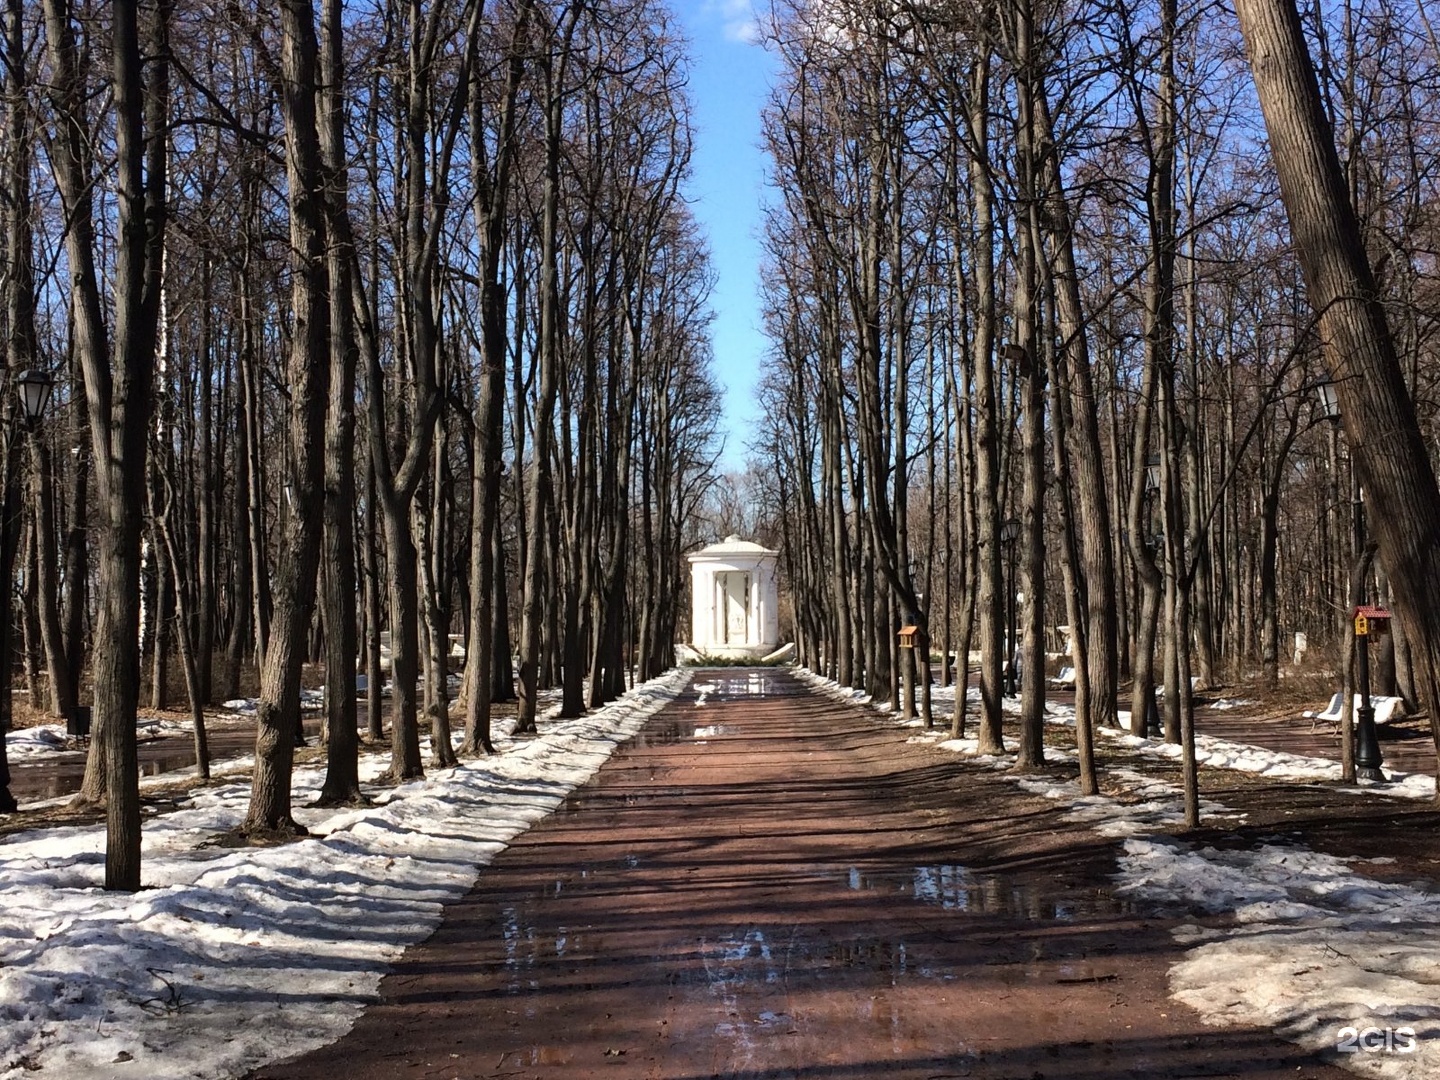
[1002,342,1032,378]
[1314,379,1383,780]
[1349,548,1388,783]
[1000,518,1020,697]
[0,369,54,813]
[1314,379,1340,424]
[1145,453,1161,494]
[17,371,54,426]
[1347,492,1385,783]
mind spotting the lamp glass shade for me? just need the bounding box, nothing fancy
[1145,453,1161,492]
[1316,380,1340,420]
[16,370,53,422]
[1000,519,1020,544]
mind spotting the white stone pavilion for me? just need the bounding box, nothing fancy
[685,535,779,660]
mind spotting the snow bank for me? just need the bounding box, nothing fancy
[0,669,689,1079]
[1119,838,1440,1077]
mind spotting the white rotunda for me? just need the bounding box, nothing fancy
[685,535,780,660]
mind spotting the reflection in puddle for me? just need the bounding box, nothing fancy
[502,1046,572,1067]
[846,864,1135,921]
[14,753,197,800]
[817,938,910,974]
[690,668,793,703]
[12,768,84,801]
[636,722,685,747]
[630,719,736,746]
[501,908,583,991]
[560,785,660,814]
[501,905,538,995]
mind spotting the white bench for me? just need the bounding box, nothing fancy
[1048,666,1076,688]
[1304,692,1404,730]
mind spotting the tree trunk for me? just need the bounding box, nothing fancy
[364,0,470,771]
[242,0,331,837]
[156,483,210,779]
[241,277,271,668]
[3,14,73,726]
[44,0,170,889]
[517,22,574,734]
[0,435,21,812]
[364,458,384,742]
[314,0,363,806]
[1235,0,1440,781]
[61,372,89,712]
[224,328,251,701]
[492,525,516,703]
[149,531,171,711]
[382,505,425,777]
[29,435,72,718]
[965,53,1005,755]
[1012,222,1046,769]
[457,0,529,748]
[195,259,216,706]
[420,435,457,768]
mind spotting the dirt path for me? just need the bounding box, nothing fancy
[251,669,1351,1080]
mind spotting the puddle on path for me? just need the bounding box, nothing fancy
[499,1045,574,1067]
[628,719,740,749]
[13,753,198,800]
[846,863,1135,921]
[634,721,687,747]
[691,669,794,704]
[560,786,662,814]
[493,861,1134,995]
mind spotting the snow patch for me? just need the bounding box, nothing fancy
[0,669,689,1079]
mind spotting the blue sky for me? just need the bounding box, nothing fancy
[673,2,777,472]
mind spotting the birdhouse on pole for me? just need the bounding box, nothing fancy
[1353,605,1391,637]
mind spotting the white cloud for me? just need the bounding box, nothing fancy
[704,0,761,44]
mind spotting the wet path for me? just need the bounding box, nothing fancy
[253,669,1350,1080]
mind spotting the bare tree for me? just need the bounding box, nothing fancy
[314,0,363,806]
[42,0,171,889]
[1235,0,1440,784]
[242,0,332,836]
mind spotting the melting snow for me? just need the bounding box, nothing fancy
[0,670,689,1079]
[797,664,1440,1077]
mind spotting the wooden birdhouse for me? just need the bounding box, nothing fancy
[1353,605,1392,637]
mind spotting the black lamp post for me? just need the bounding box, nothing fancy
[1000,518,1020,697]
[1314,379,1385,782]
[0,370,54,813]
[1348,544,1387,783]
